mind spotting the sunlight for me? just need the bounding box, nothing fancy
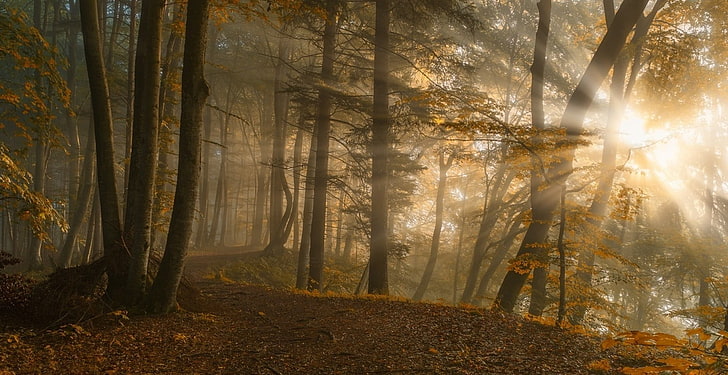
[619,109,669,149]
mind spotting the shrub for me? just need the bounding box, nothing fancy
[0,251,33,315]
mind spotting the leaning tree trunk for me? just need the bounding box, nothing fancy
[493,0,648,313]
[413,153,453,301]
[570,0,666,325]
[146,0,210,314]
[124,0,165,305]
[460,149,512,304]
[308,0,338,291]
[79,0,124,293]
[369,0,390,295]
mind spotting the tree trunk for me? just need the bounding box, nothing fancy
[79,0,124,294]
[125,0,165,304]
[59,119,96,268]
[523,0,552,317]
[413,153,453,301]
[369,0,390,295]
[570,0,667,325]
[460,151,513,304]
[296,131,316,289]
[195,110,212,248]
[153,2,185,249]
[473,216,525,304]
[308,0,338,291]
[123,0,137,208]
[146,0,210,314]
[493,0,647,313]
[65,0,81,213]
[265,38,292,256]
[289,116,305,252]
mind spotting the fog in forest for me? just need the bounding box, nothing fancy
[1,0,727,336]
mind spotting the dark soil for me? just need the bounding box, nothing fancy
[0,253,714,374]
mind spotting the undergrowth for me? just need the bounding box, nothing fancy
[218,251,363,293]
[0,251,33,316]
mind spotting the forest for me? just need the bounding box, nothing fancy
[1,0,728,372]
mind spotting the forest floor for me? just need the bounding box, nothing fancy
[0,251,718,374]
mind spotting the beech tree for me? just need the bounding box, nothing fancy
[369,0,391,295]
[307,0,340,291]
[493,0,649,313]
[146,0,211,313]
[124,0,165,304]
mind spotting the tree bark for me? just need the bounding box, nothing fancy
[570,0,666,325]
[296,131,316,289]
[413,153,452,301]
[493,0,648,313]
[59,119,96,268]
[146,0,210,313]
[125,0,165,304]
[265,37,292,255]
[308,0,338,291]
[369,0,390,295]
[123,0,137,208]
[460,150,512,304]
[79,0,124,292]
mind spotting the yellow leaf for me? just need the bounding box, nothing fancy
[257,311,266,317]
[601,338,619,350]
[658,357,696,371]
[714,337,727,353]
[428,348,439,354]
[685,327,710,341]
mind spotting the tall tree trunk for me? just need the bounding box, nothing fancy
[147,0,210,313]
[66,0,81,213]
[493,0,648,313]
[369,0,390,295]
[308,0,338,291]
[289,115,305,252]
[296,132,316,289]
[207,112,229,246]
[523,0,552,317]
[253,93,274,246]
[59,119,96,268]
[124,0,165,304]
[460,150,512,304]
[79,0,124,289]
[123,0,137,208]
[473,215,525,304]
[153,2,185,249]
[265,38,292,255]
[413,153,453,301]
[27,138,48,270]
[570,0,667,325]
[195,110,212,247]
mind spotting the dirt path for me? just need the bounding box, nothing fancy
[1,254,633,374]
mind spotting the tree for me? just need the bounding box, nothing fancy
[412,151,453,300]
[124,0,165,304]
[308,0,339,291]
[525,0,552,317]
[493,0,649,313]
[78,0,124,292]
[369,0,391,295]
[570,0,668,324]
[146,0,211,314]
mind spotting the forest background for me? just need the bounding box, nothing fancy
[1,0,727,340]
